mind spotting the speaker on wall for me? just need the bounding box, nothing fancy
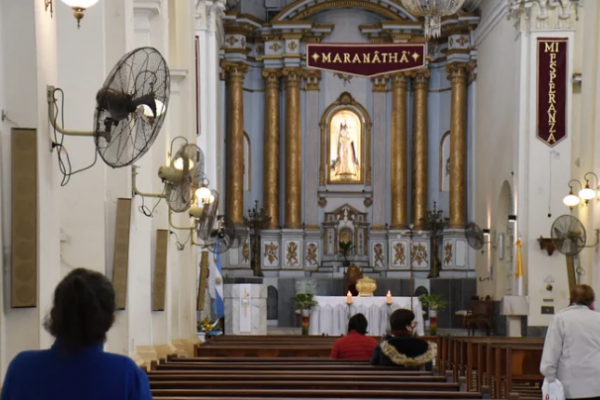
[112,198,132,310]
[152,229,168,311]
[197,251,209,311]
[11,128,38,308]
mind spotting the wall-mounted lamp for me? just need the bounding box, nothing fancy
[44,0,100,28]
[564,179,583,209]
[564,173,600,209]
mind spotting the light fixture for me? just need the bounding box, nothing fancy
[195,186,215,205]
[564,179,582,209]
[400,0,466,38]
[173,157,195,171]
[60,0,101,28]
[579,172,599,204]
[141,99,166,119]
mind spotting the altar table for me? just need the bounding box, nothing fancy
[309,296,425,336]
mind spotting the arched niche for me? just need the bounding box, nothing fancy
[320,92,372,186]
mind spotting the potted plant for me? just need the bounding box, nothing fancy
[292,293,318,335]
[197,316,220,341]
[419,294,447,336]
[338,241,354,267]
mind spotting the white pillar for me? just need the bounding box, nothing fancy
[508,0,579,328]
[0,0,60,377]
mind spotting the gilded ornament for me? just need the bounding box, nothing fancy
[306,243,318,266]
[304,69,321,91]
[393,242,406,265]
[269,42,283,52]
[287,40,298,51]
[390,72,408,229]
[334,73,354,86]
[456,36,469,46]
[411,243,428,266]
[264,242,279,264]
[242,241,250,263]
[318,197,327,208]
[364,197,373,207]
[286,242,299,266]
[283,67,303,229]
[412,68,429,230]
[356,276,377,297]
[225,35,239,47]
[444,241,453,265]
[371,76,388,92]
[263,69,282,229]
[373,243,385,267]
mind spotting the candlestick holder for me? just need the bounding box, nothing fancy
[346,302,353,319]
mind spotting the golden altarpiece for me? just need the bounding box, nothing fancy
[217,0,479,285]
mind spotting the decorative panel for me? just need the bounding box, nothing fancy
[305,241,319,268]
[371,242,386,268]
[389,240,408,269]
[197,251,209,311]
[152,229,168,311]
[113,198,132,310]
[11,128,37,308]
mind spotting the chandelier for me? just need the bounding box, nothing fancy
[400,0,466,39]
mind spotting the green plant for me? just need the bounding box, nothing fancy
[338,241,354,262]
[419,294,448,311]
[292,293,318,310]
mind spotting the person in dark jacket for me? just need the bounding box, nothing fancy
[331,313,378,360]
[1,268,152,400]
[370,308,435,368]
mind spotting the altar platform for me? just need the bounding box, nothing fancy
[309,296,425,336]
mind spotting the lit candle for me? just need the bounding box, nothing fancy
[347,291,353,305]
[386,290,392,304]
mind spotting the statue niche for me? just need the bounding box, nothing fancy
[322,204,370,267]
[320,92,371,186]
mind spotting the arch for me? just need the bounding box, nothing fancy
[243,131,251,191]
[320,92,372,186]
[272,0,417,22]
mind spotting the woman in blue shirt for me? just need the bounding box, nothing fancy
[1,268,152,400]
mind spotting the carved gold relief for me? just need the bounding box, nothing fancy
[263,69,282,229]
[444,241,453,265]
[288,40,298,51]
[390,73,408,229]
[411,243,428,266]
[374,243,385,267]
[286,242,299,266]
[242,241,250,263]
[371,76,388,92]
[264,242,279,264]
[283,68,303,229]
[304,69,321,91]
[319,92,372,186]
[393,242,406,265]
[446,63,468,229]
[225,35,239,47]
[269,42,282,52]
[306,243,318,266]
[223,62,249,224]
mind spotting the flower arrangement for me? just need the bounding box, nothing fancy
[292,293,318,335]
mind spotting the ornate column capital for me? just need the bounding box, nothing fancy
[446,63,469,82]
[222,61,248,80]
[263,68,282,84]
[304,70,321,91]
[195,0,227,35]
[283,67,303,83]
[390,72,409,89]
[409,68,431,89]
[371,76,388,92]
[507,0,582,31]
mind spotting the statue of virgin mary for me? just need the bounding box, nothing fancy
[331,119,359,177]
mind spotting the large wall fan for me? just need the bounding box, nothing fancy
[48,47,170,184]
[551,215,599,292]
[132,137,205,215]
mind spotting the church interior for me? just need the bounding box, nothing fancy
[0,0,599,396]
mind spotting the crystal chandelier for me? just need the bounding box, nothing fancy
[400,0,466,39]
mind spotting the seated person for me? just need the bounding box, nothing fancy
[370,308,435,368]
[330,313,378,360]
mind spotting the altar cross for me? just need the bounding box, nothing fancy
[241,288,250,317]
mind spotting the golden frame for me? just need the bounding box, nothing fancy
[320,92,372,186]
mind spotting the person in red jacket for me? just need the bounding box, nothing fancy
[330,313,378,360]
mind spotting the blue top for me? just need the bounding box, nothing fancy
[0,342,152,400]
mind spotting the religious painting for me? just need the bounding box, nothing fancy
[328,109,363,184]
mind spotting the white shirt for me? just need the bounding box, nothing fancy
[540,305,600,399]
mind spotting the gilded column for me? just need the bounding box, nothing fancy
[412,69,430,230]
[224,62,248,225]
[390,73,409,230]
[447,63,468,228]
[262,69,281,229]
[371,76,388,230]
[283,68,302,229]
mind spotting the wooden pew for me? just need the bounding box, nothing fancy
[490,344,542,399]
[155,362,432,371]
[151,388,486,399]
[148,373,448,382]
[150,381,462,391]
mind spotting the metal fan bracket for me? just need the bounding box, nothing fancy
[131,165,166,199]
[47,86,94,137]
[538,237,555,256]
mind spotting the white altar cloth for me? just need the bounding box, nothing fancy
[309,296,425,336]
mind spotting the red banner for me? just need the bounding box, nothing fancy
[537,38,568,147]
[306,43,426,77]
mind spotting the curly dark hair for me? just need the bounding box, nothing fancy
[44,268,115,351]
